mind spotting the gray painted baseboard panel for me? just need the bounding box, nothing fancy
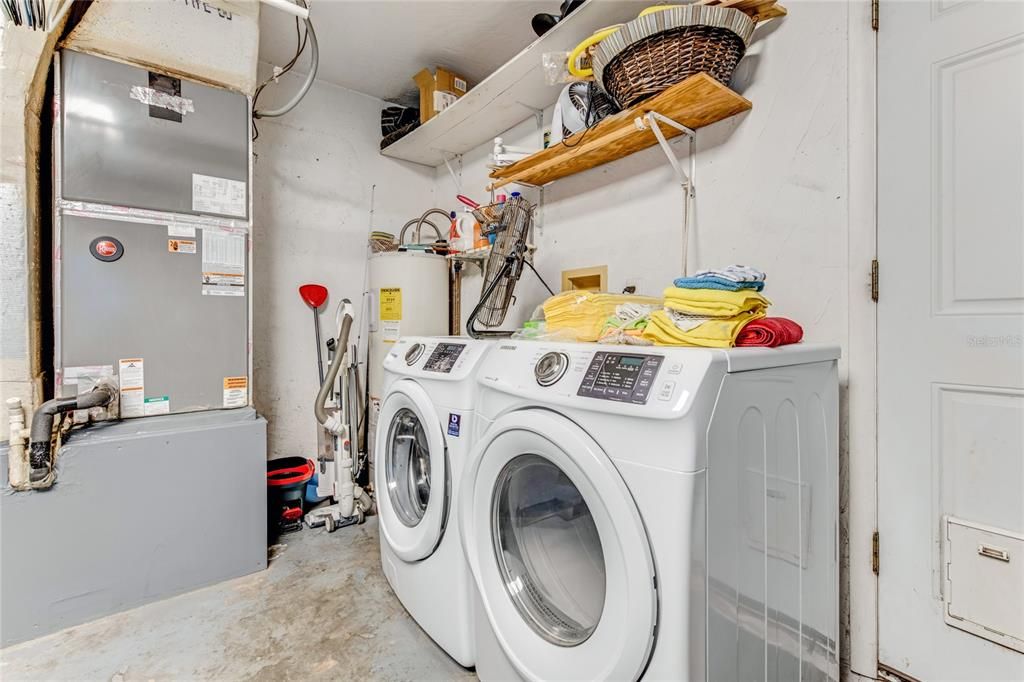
[1,408,267,647]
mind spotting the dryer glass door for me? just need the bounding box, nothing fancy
[463,409,656,682]
[376,381,448,562]
[492,453,606,647]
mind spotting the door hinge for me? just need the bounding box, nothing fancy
[871,259,879,302]
[872,531,880,574]
[871,0,879,30]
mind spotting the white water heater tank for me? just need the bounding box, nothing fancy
[367,251,449,403]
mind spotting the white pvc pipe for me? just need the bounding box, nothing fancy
[6,398,29,489]
[259,0,309,20]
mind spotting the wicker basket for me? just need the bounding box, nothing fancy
[593,5,755,108]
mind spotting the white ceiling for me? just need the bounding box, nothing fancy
[258,0,556,105]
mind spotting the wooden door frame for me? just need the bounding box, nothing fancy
[847,0,879,678]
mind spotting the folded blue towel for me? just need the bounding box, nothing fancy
[673,275,765,292]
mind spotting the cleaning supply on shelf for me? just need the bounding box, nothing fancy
[543,291,661,342]
[735,317,804,347]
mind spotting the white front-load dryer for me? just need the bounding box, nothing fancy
[375,336,493,668]
[461,341,841,681]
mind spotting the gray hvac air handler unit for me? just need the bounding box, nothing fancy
[0,50,268,647]
[55,49,251,416]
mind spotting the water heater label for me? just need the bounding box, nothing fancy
[118,358,145,418]
[379,288,402,321]
[381,321,401,344]
[192,173,246,217]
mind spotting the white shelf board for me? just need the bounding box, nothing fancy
[380,0,650,167]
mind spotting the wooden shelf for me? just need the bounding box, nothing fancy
[488,74,751,190]
[379,0,651,167]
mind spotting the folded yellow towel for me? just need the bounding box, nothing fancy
[642,309,766,348]
[544,291,661,342]
[662,286,770,318]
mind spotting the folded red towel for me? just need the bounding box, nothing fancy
[735,317,804,347]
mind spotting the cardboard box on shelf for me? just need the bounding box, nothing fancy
[413,67,469,123]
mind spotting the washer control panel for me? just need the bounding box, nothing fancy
[577,352,664,404]
[422,342,466,373]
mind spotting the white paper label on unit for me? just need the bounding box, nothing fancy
[201,227,246,296]
[192,173,246,217]
[118,358,145,418]
[381,320,401,344]
[223,376,248,407]
[144,396,170,415]
[62,365,114,394]
[168,223,196,238]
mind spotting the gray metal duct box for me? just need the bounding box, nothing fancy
[57,213,248,413]
[0,409,267,647]
[60,50,249,218]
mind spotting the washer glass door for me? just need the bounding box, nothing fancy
[492,453,606,646]
[376,381,447,562]
[386,407,432,527]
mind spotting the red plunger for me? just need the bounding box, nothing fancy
[299,284,329,383]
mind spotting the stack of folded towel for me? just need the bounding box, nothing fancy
[543,291,661,342]
[642,284,770,348]
[641,265,806,348]
[673,264,766,292]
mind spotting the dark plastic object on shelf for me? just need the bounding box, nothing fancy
[531,0,586,37]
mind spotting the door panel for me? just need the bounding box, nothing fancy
[878,1,1024,678]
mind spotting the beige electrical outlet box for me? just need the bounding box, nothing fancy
[562,266,608,292]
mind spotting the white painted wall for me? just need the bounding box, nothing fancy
[252,68,435,459]
[433,2,875,672]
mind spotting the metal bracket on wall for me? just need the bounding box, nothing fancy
[634,111,697,275]
[442,153,463,192]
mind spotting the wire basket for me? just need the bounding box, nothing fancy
[593,5,755,107]
[471,202,504,230]
[475,196,533,328]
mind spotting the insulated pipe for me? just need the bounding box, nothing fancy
[28,385,115,483]
[253,15,318,119]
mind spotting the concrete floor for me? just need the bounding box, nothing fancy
[0,518,476,681]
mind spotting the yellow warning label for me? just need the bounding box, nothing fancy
[380,288,402,321]
[223,376,248,390]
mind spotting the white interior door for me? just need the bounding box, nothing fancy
[878,1,1024,679]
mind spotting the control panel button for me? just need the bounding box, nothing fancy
[535,352,569,386]
[657,380,676,401]
[405,343,425,366]
[667,363,682,375]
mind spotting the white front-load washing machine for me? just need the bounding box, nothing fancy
[460,341,841,681]
[374,336,493,668]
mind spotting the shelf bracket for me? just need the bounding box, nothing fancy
[634,111,696,194]
[634,111,697,277]
[442,153,463,192]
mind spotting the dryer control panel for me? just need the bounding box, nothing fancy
[423,342,466,373]
[577,352,663,404]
